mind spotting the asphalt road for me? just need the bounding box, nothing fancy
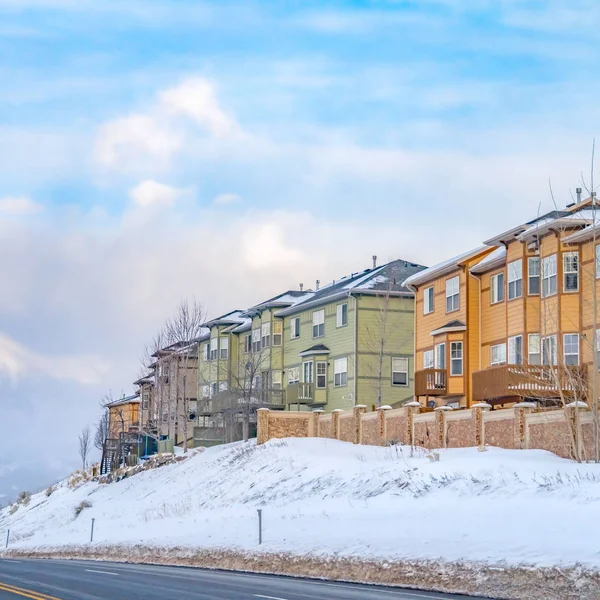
[0,558,491,600]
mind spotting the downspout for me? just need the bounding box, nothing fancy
[468,269,482,409]
[405,282,418,402]
[350,292,358,406]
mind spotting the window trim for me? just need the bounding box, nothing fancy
[392,357,409,386]
[563,251,579,293]
[210,337,218,361]
[445,276,460,313]
[490,272,505,304]
[334,357,348,387]
[302,360,314,384]
[312,309,325,338]
[424,286,434,315]
[336,303,348,328]
[290,317,300,339]
[508,335,523,365]
[542,254,557,298]
[219,337,229,360]
[563,333,580,366]
[490,343,507,366]
[528,333,541,365]
[251,328,261,353]
[542,335,558,366]
[287,366,300,384]
[507,259,523,300]
[261,322,271,348]
[423,349,434,369]
[528,256,540,295]
[450,342,463,376]
[316,361,327,389]
[273,321,283,346]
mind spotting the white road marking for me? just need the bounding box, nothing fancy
[85,569,119,576]
[0,560,22,563]
[254,595,289,600]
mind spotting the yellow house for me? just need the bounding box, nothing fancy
[405,194,598,408]
[107,394,140,439]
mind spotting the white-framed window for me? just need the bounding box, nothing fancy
[596,245,600,279]
[273,321,283,346]
[528,333,541,365]
[542,335,558,366]
[334,357,348,387]
[424,286,434,314]
[252,328,261,353]
[219,381,228,392]
[219,337,228,360]
[287,366,300,384]
[303,361,313,384]
[507,259,523,300]
[563,334,579,366]
[313,309,325,338]
[508,335,523,365]
[542,254,557,297]
[336,303,348,327]
[290,317,300,339]
[528,257,540,295]
[491,343,507,365]
[316,361,327,389]
[272,370,282,390]
[261,322,271,348]
[392,357,409,386]
[210,381,218,397]
[210,337,218,361]
[203,343,210,361]
[446,276,459,312]
[423,349,434,369]
[244,334,251,353]
[202,384,210,399]
[491,272,504,304]
[563,252,579,292]
[450,342,463,375]
[434,343,446,369]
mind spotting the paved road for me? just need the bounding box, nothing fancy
[0,558,491,600]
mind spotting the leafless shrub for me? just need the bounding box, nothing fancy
[74,500,92,518]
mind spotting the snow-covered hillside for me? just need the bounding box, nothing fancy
[2,438,600,568]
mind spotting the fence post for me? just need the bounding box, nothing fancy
[312,409,324,438]
[472,402,492,448]
[332,409,343,440]
[513,402,536,450]
[257,408,270,445]
[5,529,9,549]
[405,401,421,447]
[376,405,392,446]
[434,405,453,448]
[257,509,263,545]
[353,405,368,444]
[90,518,95,543]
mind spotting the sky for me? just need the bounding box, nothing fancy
[1,0,600,500]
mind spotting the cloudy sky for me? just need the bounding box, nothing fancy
[1,0,599,499]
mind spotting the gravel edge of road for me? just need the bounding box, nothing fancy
[2,546,599,600]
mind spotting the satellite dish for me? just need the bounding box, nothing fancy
[427,400,436,409]
[188,412,196,421]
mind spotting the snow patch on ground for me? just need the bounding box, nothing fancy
[1,439,600,569]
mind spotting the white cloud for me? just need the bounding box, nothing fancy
[212,193,241,206]
[0,332,108,385]
[0,196,43,215]
[129,180,186,209]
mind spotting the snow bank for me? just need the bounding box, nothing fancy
[2,439,600,570]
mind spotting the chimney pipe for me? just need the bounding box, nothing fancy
[299,283,304,292]
[316,279,320,290]
[577,187,582,203]
[372,255,377,269]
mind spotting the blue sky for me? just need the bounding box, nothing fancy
[1,0,600,498]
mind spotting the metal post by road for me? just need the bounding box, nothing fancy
[90,518,95,543]
[5,529,9,549]
[257,509,262,545]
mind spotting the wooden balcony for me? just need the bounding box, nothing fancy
[472,364,588,403]
[415,369,448,397]
[287,382,314,404]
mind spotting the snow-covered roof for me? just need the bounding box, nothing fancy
[106,394,140,408]
[202,310,247,328]
[403,246,489,288]
[470,246,507,274]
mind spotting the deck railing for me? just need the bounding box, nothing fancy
[286,382,314,404]
[415,369,448,397]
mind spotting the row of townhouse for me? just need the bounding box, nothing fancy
[404,192,600,409]
[109,258,426,449]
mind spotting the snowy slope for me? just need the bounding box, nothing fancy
[1,438,600,568]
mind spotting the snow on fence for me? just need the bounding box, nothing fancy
[257,402,595,460]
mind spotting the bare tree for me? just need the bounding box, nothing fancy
[94,391,113,451]
[78,426,91,471]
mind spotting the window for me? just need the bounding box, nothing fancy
[392,357,409,385]
[423,350,434,369]
[450,342,463,375]
[508,335,523,365]
[244,334,251,353]
[528,334,541,365]
[210,338,218,361]
[210,382,218,397]
[491,343,507,365]
[252,328,261,353]
[313,309,325,338]
[563,252,579,292]
[528,257,540,295]
[563,334,579,366]
[334,357,348,387]
[219,337,228,360]
[446,276,459,312]
[424,286,434,314]
[202,384,210,399]
[542,335,557,366]
[596,245,600,279]
[203,343,210,361]
[219,381,228,392]
[491,273,504,304]
[316,361,327,388]
[290,317,300,339]
[273,321,283,346]
[435,343,446,369]
[542,254,557,297]
[507,259,522,300]
[287,366,300,384]
[303,361,314,383]
[261,322,271,348]
[336,303,348,327]
[272,370,282,390]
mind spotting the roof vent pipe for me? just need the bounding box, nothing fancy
[577,187,582,203]
[316,280,320,290]
[372,255,377,269]
[299,283,304,292]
